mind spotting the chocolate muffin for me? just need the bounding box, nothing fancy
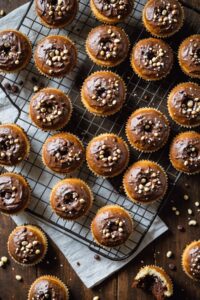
[178,35,200,79]
[126,108,170,152]
[29,87,72,131]
[0,173,31,215]
[28,275,69,300]
[168,82,200,127]
[35,0,78,28]
[8,225,48,266]
[169,131,200,174]
[132,265,173,300]
[142,0,184,38]
[90,0,134,24]
[50,178,93,220]
[81,71,126,116]
[86,133,129,178]
[86,25,129,67]
[0,30,32,73]
[131,38,174,81]
[91,205,133,247]
[0,124,30,166]
[123,160,168,204]
[182,240,200,281]
[34,35,77,78]
[42,132,85,174]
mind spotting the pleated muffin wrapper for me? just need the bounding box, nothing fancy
[50,177,94,221]
[91,204,134,249]
[125,107,170,153]
[28,275,70,300]
[133,265,173,298]
[7,224,48,267]
[29,87,73,132]
[0,29,32,74]
[123,160,168,205]
[86,133,130,179]
[169,131,200,175]
[34,35,78,79]
[181,240,200,281]
[80,70,127,117]
[167,82,200,128]
[85,25,130,68]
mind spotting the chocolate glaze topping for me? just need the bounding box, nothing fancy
[30,278,67,300]
[92,0,133,20]
[188,246,200,280]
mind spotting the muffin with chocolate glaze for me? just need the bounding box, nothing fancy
[142,0,184,38]
[42,132,85,174]
[168,82,200,127]
[91,205,133,247]
[29,87,72,131]
[86,133,129,178]
[0,30,32,73]
[28,275,69,300]
[90,0,134,24]
[169,131,200,174]
[86,25,129,67]
[123,160,168,204]
[0,124,30,166]
[8,225,48,266]
[178,35,200,79]
[50,178,93,220]
[131,38,173,81]
[132,265,173,300]
[34,35,77,78]
[0,173,31,215]
[126,108,170,152]
[35,0,78,28]
[81,71,126,116]
[182,240,200,281]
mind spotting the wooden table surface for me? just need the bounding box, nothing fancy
[0,1,199,300]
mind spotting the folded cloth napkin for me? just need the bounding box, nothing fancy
[0,3,168,288]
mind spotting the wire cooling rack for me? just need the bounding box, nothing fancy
[0,0,199,260]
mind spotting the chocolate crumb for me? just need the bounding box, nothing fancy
[18,80,24,86]
[31,76,38,84]
[168,263,176,271]
[11,85,19,94]
[77,261,80,266]
[4,82,11,90]
[94,254,101,261]
[177,225,185,232]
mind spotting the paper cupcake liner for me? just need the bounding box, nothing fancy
[123,160,168,205]
[81,70,127,117]
[7,224,48,267]
[86,133,130,178]
[50,177,94,221]
[125,107,170,153]
[29,87,73,132]
[181,240,200,281]
[28,275,69,300]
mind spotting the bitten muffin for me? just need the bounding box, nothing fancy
[132,265,173,300]
[50,178,93,220]
[81,71,126,116]
[91,205,133,247]
[29,87,72,131]
[168,82,200,127]
[86,25,129,67]
[34,35,77,78]
[42,132,85,174]
[8,225,47,267]
[90,0,134,24]
[178,35,200,79]
[126,108,170,152]
[28,275,69,300]
[0,173,31,215]
[142,0,184,38]
[0,29,32,73]
[86,133,129,178]
[169,131,200,174]
[131,38,173,81]
[0,124,30,166]
[35,0,78,28]
[123,160,168,204]
[182,240,200,281]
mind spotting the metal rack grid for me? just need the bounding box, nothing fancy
[0,0,198,260]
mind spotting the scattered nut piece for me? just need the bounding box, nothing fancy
[172,206,177,211]
[195,202,199,207]
[187,209,193,215]
[15,275,22,281]
[188,220,197,226]
[1,256,8,263]
[33,85,39,92]
[166,251,173,258]
[93,297,99,300]
[175,210,180,216]
[183,194,189,200]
